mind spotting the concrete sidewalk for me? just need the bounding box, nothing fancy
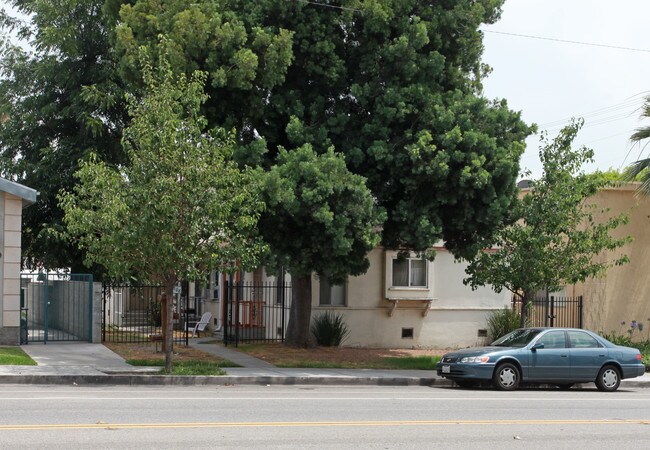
[0,341,648,389]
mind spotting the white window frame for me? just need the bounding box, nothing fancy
[391,257,428,288]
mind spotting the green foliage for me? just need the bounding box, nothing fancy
[59,45,267,371]
[380,356,441,370]
[486,308,522,341]
[626,95,650,195]
[0,0,126,272]
[465,120,631,324]
[261,145,382,282]
[311,311,351,347]
[59,46,267,284]
[601,331,634,347]
[127,359,233,375]
[0,347,36,365]
[148,298,161,327]
[5,1,533,348]
[114,0,532,259]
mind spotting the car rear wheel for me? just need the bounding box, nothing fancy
[493,362,520,391]
[595,365,621,392]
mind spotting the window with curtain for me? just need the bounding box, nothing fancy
[319,277,346,306]
[392,258,427,287]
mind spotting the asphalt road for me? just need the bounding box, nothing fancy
[1,384,649,449]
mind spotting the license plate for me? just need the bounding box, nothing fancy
[442,365,450,374]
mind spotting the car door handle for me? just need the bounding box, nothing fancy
[561,354,568,357]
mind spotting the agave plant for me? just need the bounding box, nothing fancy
[311,311,351,347]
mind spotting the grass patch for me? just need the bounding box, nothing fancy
[275,355,441,370]
[0,347,37,365]
[126,358,235,375]
[380,355,441,370]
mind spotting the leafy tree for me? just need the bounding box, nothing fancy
[0,0,126,271]
[59,49,266,370]
[113,0,532,346]
[114,0,531,259]
[464,121,631,326]
[2,1,533,348]
[624,96,650,194]
[260,145,382,345]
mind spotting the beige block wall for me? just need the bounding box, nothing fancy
[2,194,23,328]
[311,247,509,349]
[572,187,650,338]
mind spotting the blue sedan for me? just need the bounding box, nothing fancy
[436,328,646,391]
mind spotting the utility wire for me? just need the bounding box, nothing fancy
[483,30,650,53]
[539,97,645,128]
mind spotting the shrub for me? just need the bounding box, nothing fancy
[311,311,350,347]
[149,298,162,327]
[487,307,521,342]
[601,331,633,347]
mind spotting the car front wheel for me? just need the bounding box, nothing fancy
[595,365,621,392]
[493,362,520,391]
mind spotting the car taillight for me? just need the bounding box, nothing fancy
[636,354,643,361]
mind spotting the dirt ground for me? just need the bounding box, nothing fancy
[104,342,226,363]
[105,340,447,367]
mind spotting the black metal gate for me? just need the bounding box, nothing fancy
[512,295,583,328]
[101,283,195,346]
[224,281,291,346]
[20,273,94,343]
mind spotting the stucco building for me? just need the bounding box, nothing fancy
[0,178,37,345]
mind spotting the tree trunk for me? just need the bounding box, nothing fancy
[164,279,176,373]
[519,291,530,328]
[285,274,314,347]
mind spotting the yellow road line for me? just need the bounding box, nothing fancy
[1,419,649,431]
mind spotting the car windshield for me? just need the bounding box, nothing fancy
[491,329,542,347]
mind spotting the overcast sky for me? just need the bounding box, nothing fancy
[3,0,649,179]
[481,0,650,178]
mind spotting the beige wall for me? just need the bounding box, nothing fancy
[1,193,23,335]
[571,186,650,338]
[309,248,509,349]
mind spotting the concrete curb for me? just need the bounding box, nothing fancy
[0,373,648,388]
[0,374,449,387]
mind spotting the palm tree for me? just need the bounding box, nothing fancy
[625,100,650,194]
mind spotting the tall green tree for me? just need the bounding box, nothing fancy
[59,49,266,370]
[114,1,532,259]
[260,145,383,345]
[624,96,650,194]
[2,1,533,347]
[0,0,126,271]
[464,121,631,326]
[114,1,532,345]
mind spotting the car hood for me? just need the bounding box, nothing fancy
[442,346,511,358]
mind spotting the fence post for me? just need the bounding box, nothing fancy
[234,281,242,347]
[578,295,583,329]
[549,296,555,327]
[43,274,49,344]
[544,294,549,327]
[280,281,286,342]
[224,280,229,346]
[184,293,189,347]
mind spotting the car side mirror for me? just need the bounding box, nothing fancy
[531,342,544,351]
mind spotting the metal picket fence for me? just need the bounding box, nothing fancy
[223,281,291,346]
[512,295,583,328]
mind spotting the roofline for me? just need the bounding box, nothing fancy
[0,178,39,207]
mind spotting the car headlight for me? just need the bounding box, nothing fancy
[460,356,490,363]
